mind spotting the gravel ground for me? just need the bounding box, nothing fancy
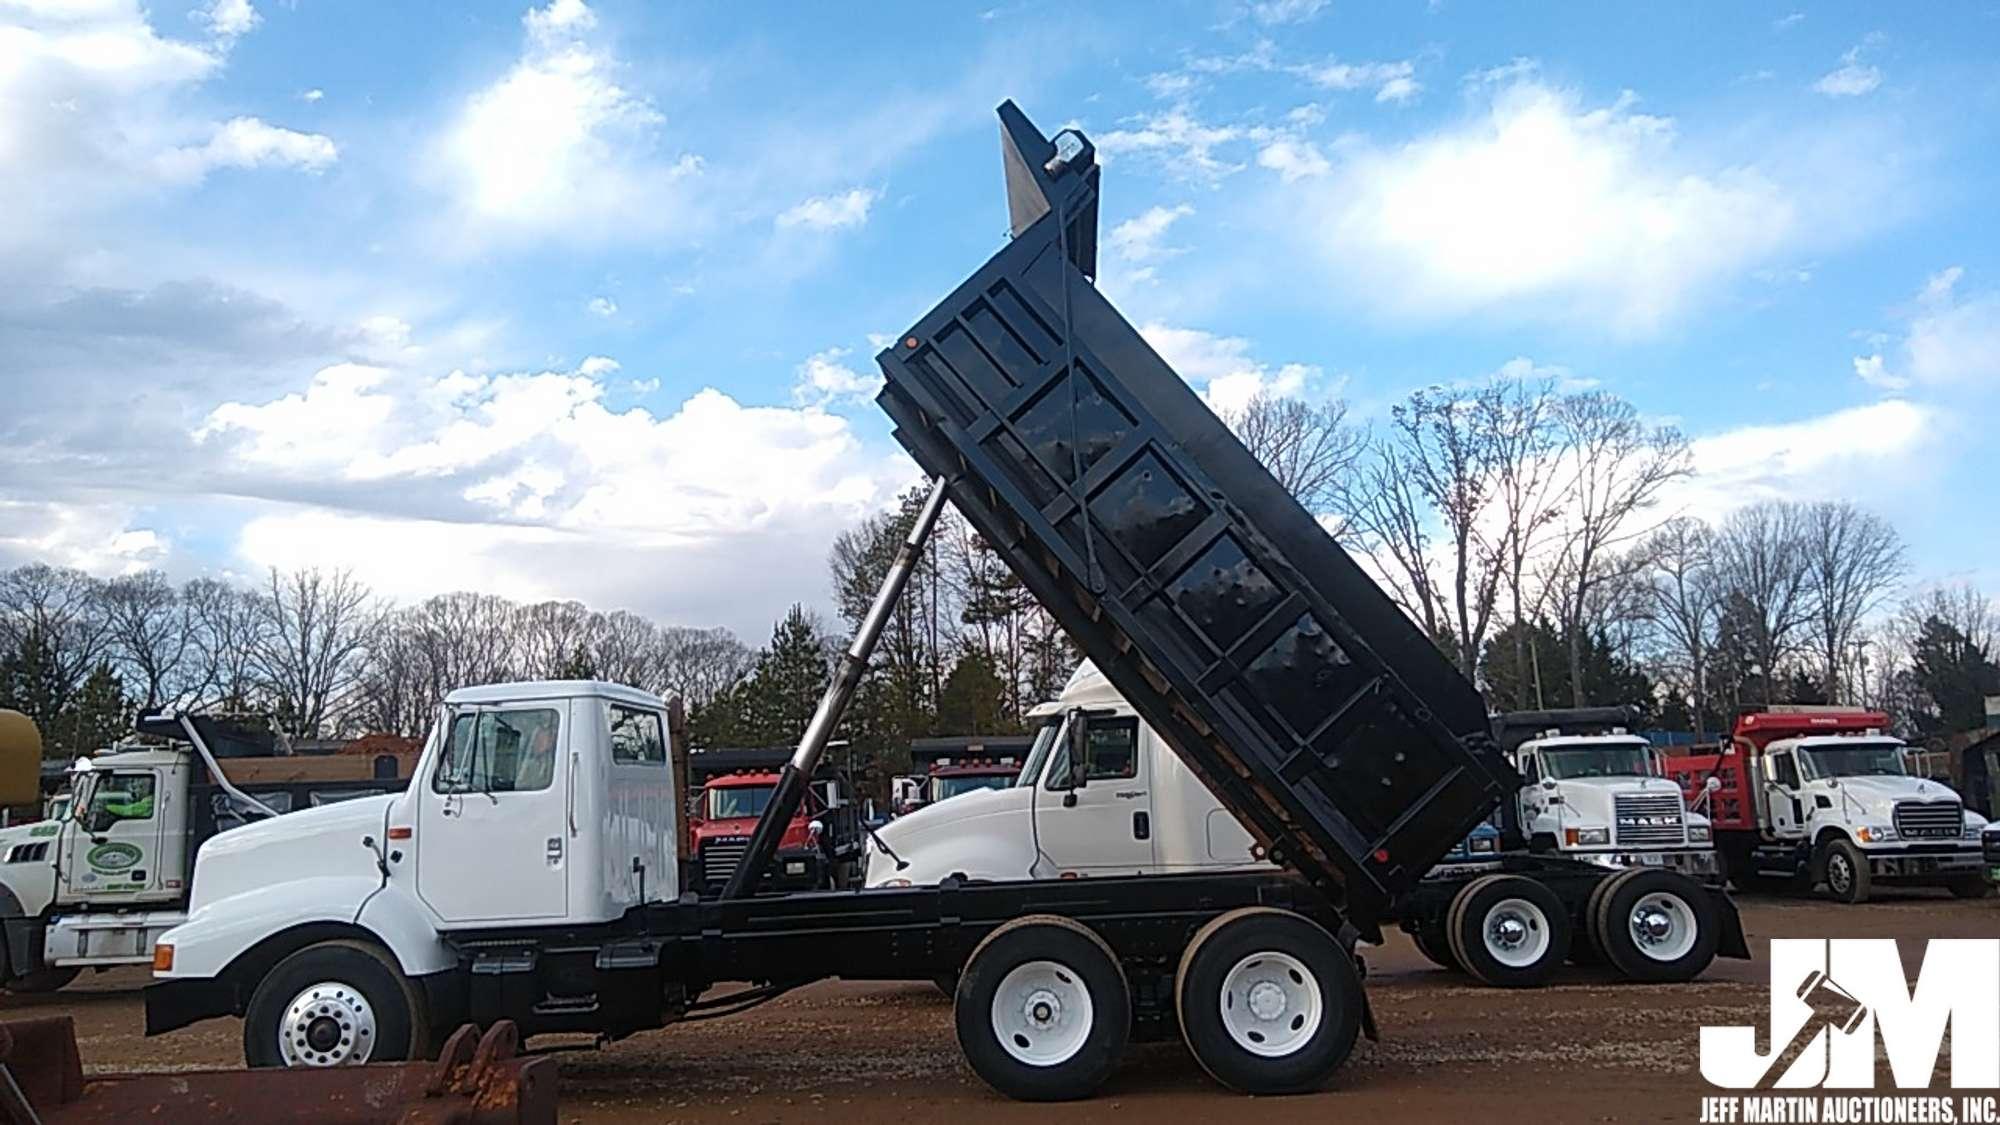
[6,889,1993,1123]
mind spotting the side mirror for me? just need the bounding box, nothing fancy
[1705,776,1722,793]
[1539,776,1558,791]
[1065,712,1090,791]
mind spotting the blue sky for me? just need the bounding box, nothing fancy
[2,0,1997,640]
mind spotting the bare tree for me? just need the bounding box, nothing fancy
[184,577,267,708]
[1799,501,1905,702]
[353,610,433,737]
[0,563,111,719]
[517,600,603,679]
[101,571,193,710]
[1480,376,1564,697]
[252,567,374,737]
[1341,385,1505,678]
[1642,518,1720,739]
[1222,392,1364,517]
[1546,392,1690,705]
[593,611,658,689]
[1711,502,1813,705]
[653,625,753,707]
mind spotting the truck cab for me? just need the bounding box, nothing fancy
[1664,707,1991,902]
[1497,710,1717,880]
[896,735,1027,816]
[685,749,861,894]
[866,662,1264,887]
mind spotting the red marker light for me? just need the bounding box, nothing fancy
[1372,848,1390,863]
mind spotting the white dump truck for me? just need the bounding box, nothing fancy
[1493,708,1718,879]
[0,711,406,992]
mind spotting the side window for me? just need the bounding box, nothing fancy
[608,704,667,766]
[94,772,157,823]
[433,708,562,794]
[1045,717,1140,789]
[1519,755,1540,785]
[1771,753,1799,790]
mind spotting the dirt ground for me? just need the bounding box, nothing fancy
[6,890,1994,1123]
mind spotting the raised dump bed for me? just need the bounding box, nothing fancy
[876,102,1518,918]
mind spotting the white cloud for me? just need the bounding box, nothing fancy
[1667,400,1929,521]
[1268,80,1801,332]
[1902,268,2000,388]
[792,347,880,407]
[1108,204,1193,265]
[587,295,618,317]
[1773,12,1805,31]
[1851,353,1905,391]
[301,87,324,102]
[195,0,259,42]
[775,188,879,231]
[431,0,701,242]
[577,355,620,377]
[1298,59,1420,104]
[1256,138,1330,182]
[158,116,337,180]
[1139,323,1317,414]
[1248,0,1327,24]
[1814,44,1882,97]
[1097,109,1251,179]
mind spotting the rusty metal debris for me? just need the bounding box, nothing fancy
[0,1016,556,1124]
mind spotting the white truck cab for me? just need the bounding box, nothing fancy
[866,663,1263,887]
[1503,723,1719,879]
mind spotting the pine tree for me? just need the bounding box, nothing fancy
[936,649,1014,736]
[739,605,833,746]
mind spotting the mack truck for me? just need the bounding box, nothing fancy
[1663,707,1990,903]
[895,736,1028,816]
[144,102,1744,1102]
[0,710,408,994]
[1495,708,1718,879]
[685,747,862,894]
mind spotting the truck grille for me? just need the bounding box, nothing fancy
[1614,794,1686,846]
[700,837,749,888]
[1893,801,1962,840]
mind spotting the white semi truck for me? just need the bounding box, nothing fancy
[0,712,406,993]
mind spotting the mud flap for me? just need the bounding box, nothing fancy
[1712,888,1751,960]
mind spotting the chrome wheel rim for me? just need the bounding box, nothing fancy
[1482,897,1552,969]
[1629,891,1697,962]
[278,981,376,1067]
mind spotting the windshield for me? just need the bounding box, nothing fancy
[707,784,775,819]
[1541,743,1660,780]
[933,774,1013,801]
[1801,743,1907,779]
[46,793,71,822]
[1016,719,1062,787]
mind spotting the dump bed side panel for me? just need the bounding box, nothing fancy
[875,107,1516,913]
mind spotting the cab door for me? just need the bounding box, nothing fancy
[1762,750,1805,840]
[1032,714,1157,875]
[416,703,571,923]
[58,769,166,904]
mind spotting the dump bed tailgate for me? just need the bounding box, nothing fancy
[875,103,1518,917]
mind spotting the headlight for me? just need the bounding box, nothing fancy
[1965,823,1981,839]
[784,860,807,876]
[881,877,912,888]
[1857,825,1895,843]
[1687,825,1712,844]
[1566,827,1610,847]
[1468,835,1498,854]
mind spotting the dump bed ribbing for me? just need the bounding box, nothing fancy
[876,102,1518,918]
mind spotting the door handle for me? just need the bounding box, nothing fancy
[1132,811,1150,841]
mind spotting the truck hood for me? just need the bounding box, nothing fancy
[1824,775,1961,817]
[0,818,59,851]
[187,792,393,912]
[868,784,1033,886]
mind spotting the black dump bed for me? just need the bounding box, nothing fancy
[875,102,1518,916]
[1492,706,1642,754]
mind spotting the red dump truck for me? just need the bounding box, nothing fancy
[1662,707,1990,902]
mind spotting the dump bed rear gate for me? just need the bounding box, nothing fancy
[877,103,1516,918]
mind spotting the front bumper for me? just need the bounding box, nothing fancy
[1566,846,1721,881]
[1860,843,1986,881]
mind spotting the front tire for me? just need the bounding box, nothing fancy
[1174,907,1361,1095]
[1445,875,1569,988]
[1819,839,1871,904]
[1592,870,1719,983]
[243,939,427,1068]
[954,916,1129,1102]
[1947,876,1993,900]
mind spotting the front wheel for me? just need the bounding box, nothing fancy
[1819,839,1871,904]
[1592,870,1720,983]
[954,916,1129,1102]
[1174,907,1361,1095]
[4,966,80,994]
[243,939,428,1068]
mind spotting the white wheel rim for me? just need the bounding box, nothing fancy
[1629,891,1697,962]
[990,960,1094,1067]
[1219,951,1323,1058]
[1481,897,1552,969]
[1827,853,1853,894]
[278,981,377,1067]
